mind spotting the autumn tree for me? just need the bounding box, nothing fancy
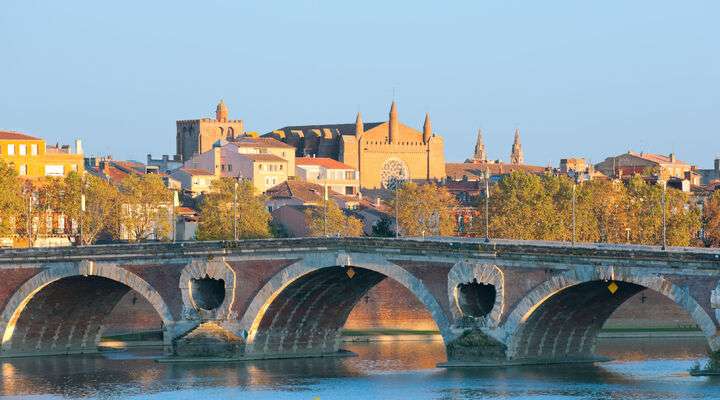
[392,182,458,237]
[196,178,271,240]
[703,191,720,247]
[78,175,120,244]
[118,174,172,242]
[305,200,364,237]
[0,160,24,237]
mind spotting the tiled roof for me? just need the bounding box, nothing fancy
[178,167,214,176]
[627,151,688,165]
[445,162,547,180]
[0,130,42,141]
[296,157,355,170]
[230,136,294,149]
[242,154,286,162]
[266,180,341,203]
[268,122,384,138]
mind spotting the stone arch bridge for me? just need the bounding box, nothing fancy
[1,237,719,365]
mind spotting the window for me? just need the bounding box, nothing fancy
[221,164,226,172]
[258,164,263,170]
[45,165,64,176]
[7,144,14,155]
[279,165,283,170]
[71,164,77,171]
[19,144,26,155]
[345,171,354,180]
[30,144,37,155]
[19,164,27,176]
[228,164,233,172]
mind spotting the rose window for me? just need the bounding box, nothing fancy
[380,158,409,189]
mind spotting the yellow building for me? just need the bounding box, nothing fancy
[0,131,84,178]
[265,102,445,189]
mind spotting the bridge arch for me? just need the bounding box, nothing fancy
[0,261,174,356]
[447,261,504,327]
[239,252,451,355]
[502,266,719,362]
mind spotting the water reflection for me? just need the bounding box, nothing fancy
[0,338,717,399]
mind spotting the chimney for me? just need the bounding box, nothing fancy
[715,157,719,173]
[74,139,83,155]
[670,153,676,163]
[213,147,222,176]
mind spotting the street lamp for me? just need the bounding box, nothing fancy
[484,169,490,243]
[660,179,667,250]
[233,179,238,241]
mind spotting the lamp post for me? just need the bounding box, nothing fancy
[171,189,178,243]
[233,180,238,241]
[484,169,490,243]
[394,182,400,238]
[660,179,667,250]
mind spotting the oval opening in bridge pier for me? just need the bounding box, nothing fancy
[190,276,225,310]
[457,279,496,318]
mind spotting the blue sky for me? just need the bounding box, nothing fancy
[1,1,718,166]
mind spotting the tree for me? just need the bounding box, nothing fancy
[0,161,24,237]
[371,215,395,237]
[196,178,271,240]
[118,174,172,242]
[79,175,120,245]
[392,182,458,237]
[704,191,720,247]
[305,200,364,237]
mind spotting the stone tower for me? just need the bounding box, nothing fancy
[389,101,399,143]
[423,113,432,143]
[510,128,524,165]
[216,100,228,122]
[472,128,487,163]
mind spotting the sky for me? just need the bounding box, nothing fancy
[1,1,718,167]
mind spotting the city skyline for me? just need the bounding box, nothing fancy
[1,1,718,167]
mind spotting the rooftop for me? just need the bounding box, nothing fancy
[242,154,286,162]
[627,151,688,165]
[230,136,294,149]
[296,157,355,170]
[446,162,548,180]
[178,167,214,176]
[0,130,42,141]
[266,180,341,203]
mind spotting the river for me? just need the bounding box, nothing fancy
[1,337,718,399]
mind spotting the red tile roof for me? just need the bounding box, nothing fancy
[296,157,355,170]
[242,154,286,162]
[230,136,294,149]
[266,180,341,203]
[178,167,214,176]
[445,162,548,180]
[0,130,42,141]
[627,151,688,165]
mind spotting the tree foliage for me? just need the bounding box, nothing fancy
[305,200,364,237]
[703,191,720,247]
[477,171,701,246]
[0,161,24,237]
[118,174,172,242]
[392,182,458,237]
[196,178,271,240]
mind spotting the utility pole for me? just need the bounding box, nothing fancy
[233,180,238,241]
[171,190,177,243]
[395,184,400,238]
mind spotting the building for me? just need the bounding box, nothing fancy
[697,158,720,185]
[595,151,693,180]
[510,128,524,165]
[465,129,487,163]
[295,157,360,196]
[146,154,183,173]
[265,101,445,190]
[558,158,606,182]
[0,131,84,178]
[169,168,217,197]
[184,141,290,193]
[176,100,245,162]
[265,180,359,211]
[231,136,296,177]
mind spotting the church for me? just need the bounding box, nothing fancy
[176,100,246,161]
[265,102,445,189]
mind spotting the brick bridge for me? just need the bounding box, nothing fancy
[1,237,719,365]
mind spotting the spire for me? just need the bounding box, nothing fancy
[355,112,364,136]
[473,128,487,162]
[510,128,524,164]
[389,101,399,143]
[423,113,432,143]
[216,99,228,122]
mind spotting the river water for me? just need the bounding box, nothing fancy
[1,337,719,399]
